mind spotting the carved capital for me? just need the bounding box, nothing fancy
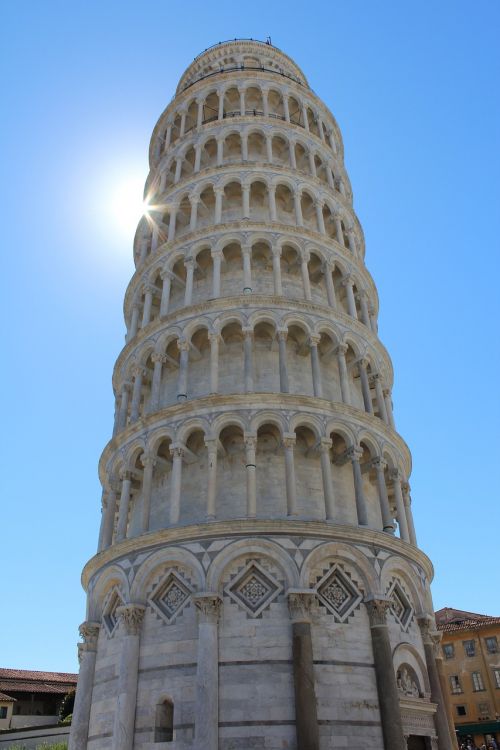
[287,589,316,623]
[365,597,391,627]
[193,592,222,623]
[244,435,257,452]
[121,381,132,394]
[417,614,436,644]
[370,457,387,472]
[369,372,380,385]
[117,604,146,635]
[78,621,100,650]
[346,446,363,463]
[277,329,288,341]
[177,338,190,352]
[318,438,333,454]
[389,468,403,484]
[204,438,218,456]
[142,283,156,296]
[341,274,353,287]
[170,445,185,460]
[309,334,321,347]
[335,343,348,356]
[151,352,167,365]
[282,434,296,450]
[132,364,147,379]
[140,452,156,469]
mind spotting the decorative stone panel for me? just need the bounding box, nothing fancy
[225,560,282,617]
[387,579,414,631]
[148,568,193,624]
[102,587,124,636]
[314,563,362,621]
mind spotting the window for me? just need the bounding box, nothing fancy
[442,643,455,659]
[494,669,500,689]
[154,699,174,742]
[0,707,7,719]
[478,702,490,718]
[472,671,485,692]
[456,705,467,717]
[485,636,498,653]
[463,639,476,657]
[450,675,463,694]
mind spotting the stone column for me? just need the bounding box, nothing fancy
[268,184,277,220]
[369,304,378,334]
[358,358,373,413]
[301,103,309,131]
[383,388,396,428]
[326,165,335,189]
[139,238,149,263]
[287,590,320,750]
[319,439,335,520]
[309,150,317,178]
[218,92,224,120]
[347,447,368,526]
[164,123,172,151]
[128,303,140,341]
[328,130,337,152]
[151,225,159,253]
[196,98,204,128]
[244,435,257,517]
[115,471,132,542]
[432,631,459,750]
[174,156,182,184]
[193,593,223,750]
[149,353,165,413]
[211,251,223,297]
[177,340,190,401]
[357,290,371,327]
[272,247,283,295]
[343,275,358,318]
[390,469,410,543]
[365,598,405,750]
[262,88,269,118]
[347,227,358,256]
[371,458,395,533]
[266,133,273,163]
[403,482,418,546]
[217,138,224,166]
[167,207,177,242]
[189,196,199,232]
[184,258,195,306]
[160,271,172,316]
[140,453,156,534]
[301,253,312,300]
[209,333,219,394]
[277,330,289,393]
[294,189,303,226]
[194,144,202,172]
[283,434,298,516]
[205,439,218,520]
[243,328,254,391]
[111,605,146,750]
[418,616,454,750]
[130,366,146,422]
[324,263,337,308]
[241,133,248,161]
[335,343,351,405]
[179,111,186,137]
[239,88,246,116]
[283,95,290,122]
[309,335,323,398]
[141,285,154,328]
[242,184,250,219]
[117,383,131,432]
[69,622,100,750]
[169,445,184,524]
[289,140,297,168]
[242,245,252,292]
[315,200,325,234]
[334,214,344,246]
[371,373,389,423]
[99,488,117,550]
[215,188,223,223]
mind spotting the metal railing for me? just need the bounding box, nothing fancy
[180,65,308,94]
[192,38,276,61]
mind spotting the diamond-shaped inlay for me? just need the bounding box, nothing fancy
[387,580,413,630]
[316,565,362,621]
[149,570,192,624]
[102,588,124,636]
[226,561,282,618]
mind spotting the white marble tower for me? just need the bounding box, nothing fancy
[70,40,454,750]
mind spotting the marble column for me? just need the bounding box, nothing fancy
[319,439,335,520]
[169,445,184,524]
[403,482,418,546]
[111,605,146,750]
[193,593,223,750]
[239,88,246,116]
[365,597,405,750]
[98,488,117,550]
[218,93,224,120]
[301,254,312,300]
[371,373,389,423]
[242,246,252,292]
[184,258,195,306]
[289,140,297,168]
[334,214,344,246]
[167,208,177,242]
[214,188,223,223]
[283,435,298,516]
[209,333,219,394]
[347,227,358,256]
[177,340,190,401]
[309,151,317,178]
[358,358,373,413]
[216,139,224,166]
[244,435,257,517]
[287,590,320,750]
[179,111,186,137]
[130,366,146,422]
[383,388,396,428]
[194,144,202,172]
[390,469,410,542]
[309,336,323,398]
[160,271,172,317]
[149,353,165,413]
[357,290,371,328]
[283,95,290,123]
[241,134,248,162]
[205,439,218,520]
[348,447,368,526]
[272,248,283,295]
[140,453,156,534]
[128,304,140,341]
[115,471,132,542]
[196,98,204,128]
[117,383,131,432]
[243,329,254,391]
[369,304,378,334]
[174,156,182,184]
[266,133,273,163]
[294,190,303,226]
[189,197,199,232]
[335,344,351,405]
[242,185,250,219]
[211,251,222,298]
[268,184,277,220]
[315,200,325,234]
[324,263,337,308]
[371,458,395,533]
[343,276,358,318]
[277,330,289,393]
[69,622,100,750]
[141,285,154,328]
[418,616,454,750]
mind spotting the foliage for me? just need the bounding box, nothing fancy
[58,689,75,721]
[58,713,72,725]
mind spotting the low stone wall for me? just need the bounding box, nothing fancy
[0,723,69,749]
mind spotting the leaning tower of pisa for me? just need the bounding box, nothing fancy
[70,40,454,750]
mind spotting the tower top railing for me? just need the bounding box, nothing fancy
[192,38,276,62]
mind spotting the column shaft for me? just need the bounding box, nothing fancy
[205,442,217,519]
[111,606,145,750]
[310,340,323,398]
[116,476,131,542]
[283,438,298,516]
[278,332,289,393]
[245,437,257,517]
[169,448,183,524]
[350,451,368,526]
[69,623,100,750]
[193,595,222,750]
[243,331,253,391]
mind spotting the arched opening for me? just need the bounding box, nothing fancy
[286,324,313,396]
[220,242,243,296]
[245,86,264,114]
[323,203,336,240]
[249,180,268,222]
[223,87,240,117]
[307,107,320,137]
[318,332,340,403]
[179,428,207,523]
[180,146,195,181]
[315,154,328,185]
[127,450,145,537]
[222,181,242,223]
[188,327,211,400]
[168,258,187,314]
[329,431,357,525]
[288,95,302,126]
[171,112,182,144]
[203,91,219,124]
[193,247,213,303]
[300,190,316,232]
[256,422,286,516]
[280,243,302,299]
[253,321,279,392]
[161,338,181,406]
[185,99,197,134]
[223,132,242,164]
[154,698,174,742]
[200,137,217,170]
[275,183,295,225]
[197,185,216,229]
[216,425,246,519]
[307,251,328,306]
[332,266,348,315]
[247,130,267,161]
[271,135,290,166]
[219,321,244,393]
[294,425,323,518]
[175,194,191,237]
[345,344,363,411]
[150,438,173,531]
[359,440,383,530]
[268,89,284,119]
[250,241,273,295]
[294,142,308,174]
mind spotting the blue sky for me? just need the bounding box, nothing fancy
[1,1,499,673]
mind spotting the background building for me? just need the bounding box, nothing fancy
[436,608,500,747]
[70,39,453,750]
[0,668,77,730]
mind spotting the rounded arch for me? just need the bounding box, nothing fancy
[211,412,248,439]
[325,420,356,448]
[182,317,214,342]
[176,416,211,445]
[288,413,323,439]
[392,642,431,695]
[206,538,299,591]
[300,542,379,595]
[130,546,205,600]
[146,426,176,455]
[213,310,246,333]
[249,410,287,436]
[88,564,130,620]
[380,556,426,614]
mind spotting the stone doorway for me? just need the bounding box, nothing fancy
[407,736,432,750]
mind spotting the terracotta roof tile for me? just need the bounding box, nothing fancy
[0,692,16,701]
[0,669,78,682]
[0,669,77,696]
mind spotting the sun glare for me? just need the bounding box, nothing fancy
[110,176,149,237]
